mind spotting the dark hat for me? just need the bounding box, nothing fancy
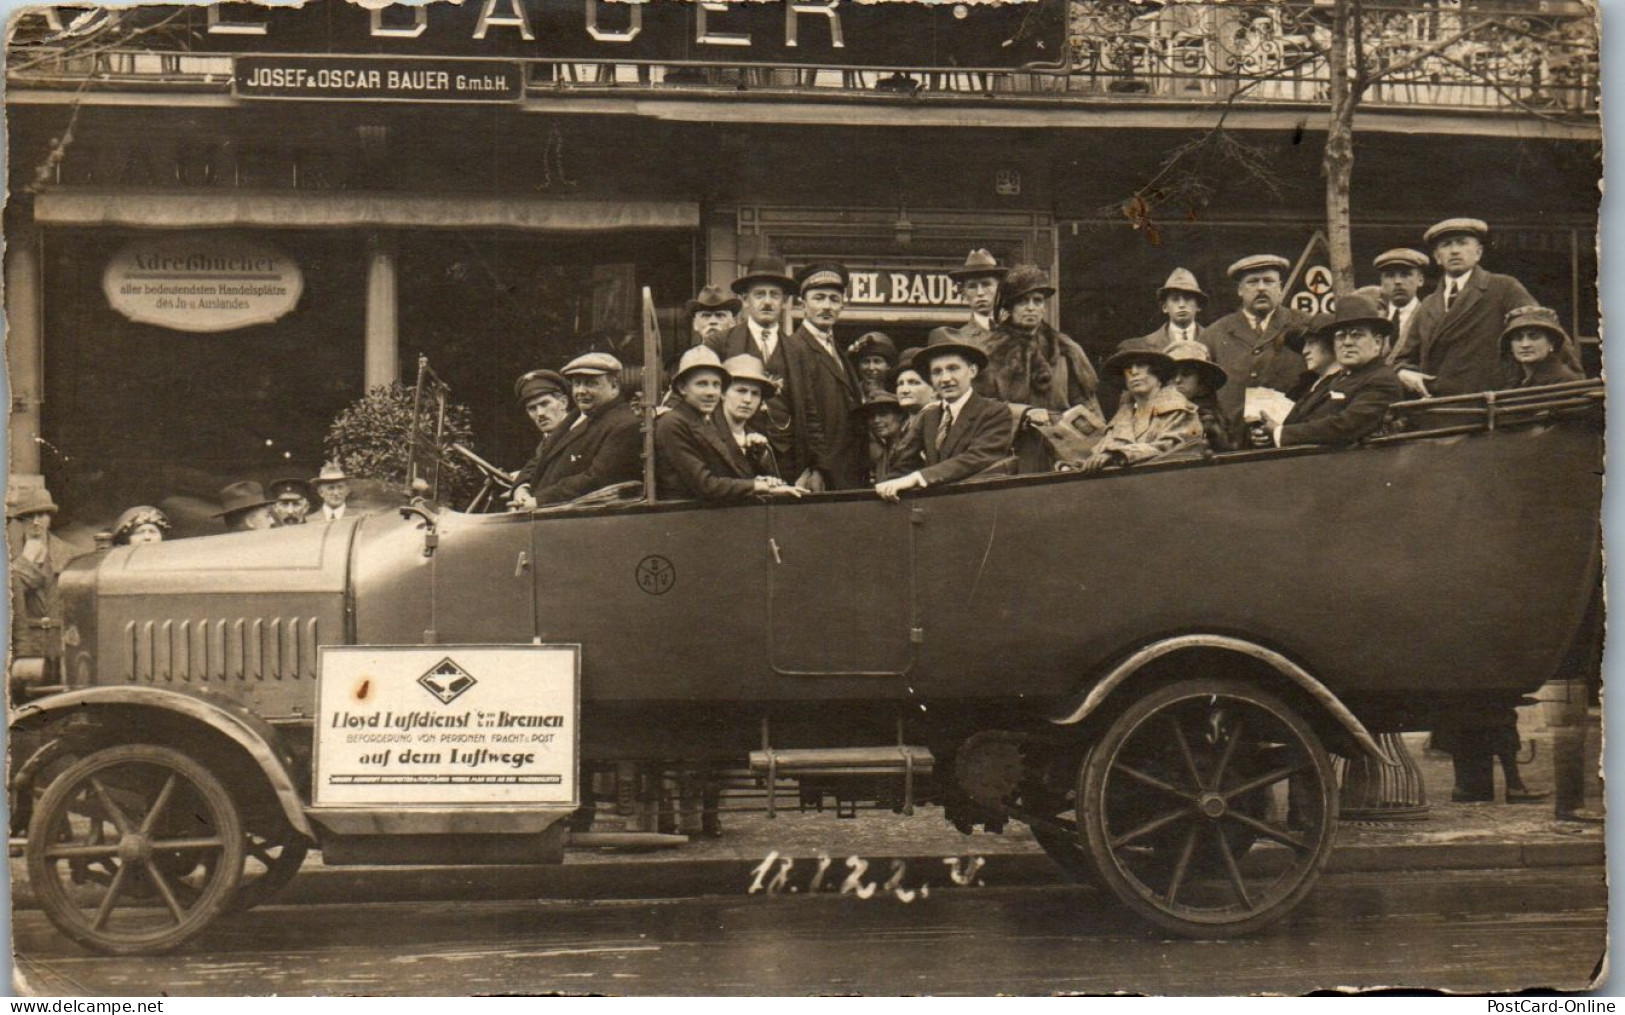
[916,326,988,371]
[1002,264,1055,303]
[1373,248,1429,271]
[1157,267,1207,304]
[719,354,780,397]
[894,347,925,375]
[1423,218,1489,247]
[685,283,742,317]
[1164,340,1227,392]
[796,262,849,296]
[948,248,1009,283]
[671,345,729,388]
[312,461,349,486]
[1500,305,1571,349]
[1101,348,1178,388]
[560,352,623,378]
[268,477,314,503]
[213,480,276,519]
[731,255,798,297]
[1289,312,1338,354]
[112,505,170,542]
[1314,293,1395,343]
[515,368,569,406]
[5,485,57,519]
[848,331,897,363]
[859,391,905,415]
[1226,254,1291,280]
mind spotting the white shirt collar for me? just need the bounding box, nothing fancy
[1445,268,1474,290]
[1245,308,1276,333]
[942,389,974,419]
[971,312,992,331]
[802,321,832,343]
[747,317,778,343]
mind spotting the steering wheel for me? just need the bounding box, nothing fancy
[450,444,516,513]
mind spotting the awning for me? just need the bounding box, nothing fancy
[34,189,699,232]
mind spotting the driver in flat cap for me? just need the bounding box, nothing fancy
[519,353,642,508]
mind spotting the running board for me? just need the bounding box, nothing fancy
[748,746,935,817]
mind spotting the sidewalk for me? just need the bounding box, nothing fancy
[11,735,1604,910]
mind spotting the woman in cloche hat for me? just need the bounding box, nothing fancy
[112,505,170,546]
[1067,348,1205,473]
[655,347,804,504]
[1501,305,1582,389]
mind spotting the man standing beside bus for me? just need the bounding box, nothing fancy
[784,263,867,491]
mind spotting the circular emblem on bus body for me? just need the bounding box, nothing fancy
[635,555,676,596]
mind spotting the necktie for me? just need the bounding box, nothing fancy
[935,406,953,452]
[1445,280,1459,311]
[759,329,777,360]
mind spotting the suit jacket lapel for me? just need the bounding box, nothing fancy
[799,326,860,399]
[1449,272,1487,322]
[703,415,753,477]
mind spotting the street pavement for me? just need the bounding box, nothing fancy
[11,867,1607,995]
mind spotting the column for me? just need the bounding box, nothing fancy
[6,218,43,475]
[364,232,399,391]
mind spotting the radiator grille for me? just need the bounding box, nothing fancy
[123,616,319,682]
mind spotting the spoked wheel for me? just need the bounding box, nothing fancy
[230,827,309,913]
[1078,679,1338,938]
[27,744,244,955]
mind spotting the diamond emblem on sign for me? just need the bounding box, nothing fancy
[418,657,477,705]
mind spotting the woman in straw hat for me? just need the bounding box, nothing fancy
[657,347,803,503]
[1069,348,1205,473]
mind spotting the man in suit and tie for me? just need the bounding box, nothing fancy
[704,255,800,476]
[1392,218,1536,398]
[1199,254,1312,447]
[1258,294,1404,448]
[1373,248,1429,363]
[947,248,1007,347]
[782,262,868,492]
[1117,267,1207,354]
[311,463,352,521]
[518,352,642,508]
[875,332,1015,502]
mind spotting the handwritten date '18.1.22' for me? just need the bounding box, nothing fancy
[747,852,987,902]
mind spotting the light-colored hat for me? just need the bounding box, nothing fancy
[1500,305,1571,349]
[312,462,348,486]
[1157,267,1207,303]
[671,345,728,388]
[1001,264,1055,302]
[213,480,276,519]
[1101,348,1178,388]
[112,505,170,543]
[1226,254,1291,280]
[719,355,780,397]
[560,351,624,378]
[1423,218,1489,247]
[1373,248,1429,271]
[514,368,569,405]
[5,486,57,519]
[948,248,1009,282]
[917,326,989,371]
[1164,340,1227,392]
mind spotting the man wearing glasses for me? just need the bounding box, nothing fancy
[1261,293,1404,448]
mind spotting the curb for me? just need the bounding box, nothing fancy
[10,838,1604,911]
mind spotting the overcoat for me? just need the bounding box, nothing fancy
[1200,307,1311,446]
[1391,268,1535,397]
[1092,386,1205,466]
[1277,359,1404,447]
[1116,322,1203,355]
[1511,357,1583,389]
[516,410,580,490]
[781,324,868,490]
[528,397,643,506]
[655,401,758,503]
[892,392,1015,487]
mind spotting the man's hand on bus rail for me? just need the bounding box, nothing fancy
[797,469,827,494]
[876,472,926,503]
[1397,369,1435,398]
[508,485,537,511]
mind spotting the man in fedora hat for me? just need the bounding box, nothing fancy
[947,248,1008,347]
[312,462,353,521]
[686,284,741,348]
[1118,267,1207,355]
[509,369,576,509]
[1256,294,1404,447]
[1200,253,1312,447]
[1392,218,1537,398]
[705,254,801,475]
[268,477,314,526]
[215,480,279,532]
[876,332,1014,502]
[515,352,642,508]
[978,264,1103,473]
[1372,248,1430,361]
[781,262,867,491]
[6,482,82,664]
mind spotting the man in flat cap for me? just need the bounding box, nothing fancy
[707,255,800,477]
[1200,254,1311,446]
[522,352,642,507]
[781,262,867,491]
[509,368,576,510]
[1372,248,1430,362]
[947,248,1007,347]
[1392,218,1536,398]
[686,284,741,348]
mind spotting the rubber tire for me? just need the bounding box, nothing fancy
[27,744,245,955]
[1077,678,1338,939]
[230,830,309,913]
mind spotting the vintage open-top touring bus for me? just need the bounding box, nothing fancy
[7,346,1603,954]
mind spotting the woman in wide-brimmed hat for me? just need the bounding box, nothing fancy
[1501,305,1583,388]
[1165,340,1232,453]
[1068,348,1204,473]
[112,505,170,546]
[656,347,803,504]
